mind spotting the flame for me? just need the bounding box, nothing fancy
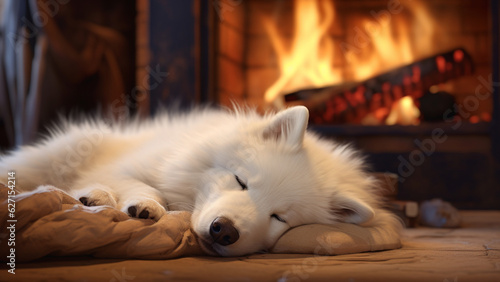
[263,0,341,108]
[346,18,414,81]
[263,0,435,125]
[346,0,434,81]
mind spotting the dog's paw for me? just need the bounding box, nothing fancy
[121,198,168,220]
[71,185,118,208]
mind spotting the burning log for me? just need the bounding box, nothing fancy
[284,48,474,124]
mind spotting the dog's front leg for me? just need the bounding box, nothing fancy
[114,179,169,220]
[70,183,118,207]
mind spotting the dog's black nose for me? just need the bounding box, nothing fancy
[209,217,239,246]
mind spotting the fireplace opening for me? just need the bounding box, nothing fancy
[215,0,493,126]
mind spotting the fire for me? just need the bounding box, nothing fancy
[262,0,341,108]
[263,0,435,125]
[346,17,414,81]
[346,0,434,81]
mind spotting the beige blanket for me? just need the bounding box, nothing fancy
[0,184,401,261]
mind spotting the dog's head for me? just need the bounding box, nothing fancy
[190,106,376,256]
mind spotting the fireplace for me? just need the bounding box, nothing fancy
[205,0,500,208]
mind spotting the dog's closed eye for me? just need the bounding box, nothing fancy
[235,175,247,190]
[271,214,286,223]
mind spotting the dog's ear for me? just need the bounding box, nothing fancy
[330,193,375,224]
[262,106,309,151]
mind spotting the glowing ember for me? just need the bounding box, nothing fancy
[385,96,421,125]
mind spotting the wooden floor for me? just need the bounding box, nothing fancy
[9,211,500,282]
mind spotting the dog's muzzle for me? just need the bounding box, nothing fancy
[210,217,239,246]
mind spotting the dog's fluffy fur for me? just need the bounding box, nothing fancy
[0,106,399,256]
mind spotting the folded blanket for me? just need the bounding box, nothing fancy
[0,184,401,261]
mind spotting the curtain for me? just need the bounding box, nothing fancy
[0,0,134,148]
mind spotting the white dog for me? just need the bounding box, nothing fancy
[0,106,398,256]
